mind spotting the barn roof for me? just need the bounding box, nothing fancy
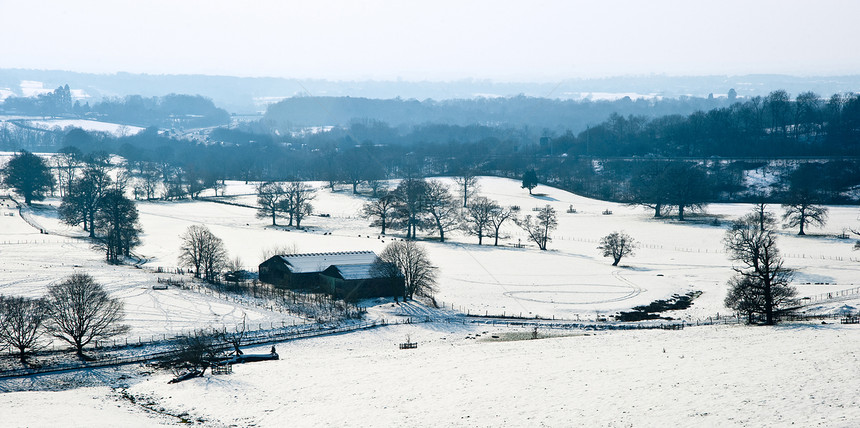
[275,251,378,274]
[324,263,401,280]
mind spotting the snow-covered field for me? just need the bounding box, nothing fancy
[157,177,860,320]
[1,176,860,426]
[5,321,860,427]
[0,198,302,339]
[16,118,144,136]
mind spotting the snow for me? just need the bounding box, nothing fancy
[0,198,303,339]
[6,321,859,427]
[23,119,144,136]
[0,88,14,101]
[123,322,860,427]
[564,91,662,101]
[275,251,377,273]
[9,176,860,325]
[19,80,51,97]
[1,387,177,427]
[1,175,860,425]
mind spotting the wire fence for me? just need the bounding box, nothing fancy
[799,286,860,305]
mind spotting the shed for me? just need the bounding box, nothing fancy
[258,251,378,289]
[319,263,405,300]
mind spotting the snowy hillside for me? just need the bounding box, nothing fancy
[1,176,860,426]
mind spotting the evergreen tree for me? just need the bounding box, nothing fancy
[521,169,538,195]
[2,151,54,204]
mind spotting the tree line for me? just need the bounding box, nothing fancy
[0,86,230,129]
[4,89,859,211]
[263,93,732,133]
[567,90,860,157]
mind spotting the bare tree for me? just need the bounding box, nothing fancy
[256,182,286,226]
[140,162,161,200]
[516,205,557,250]
[179,225,228,283]
[782,195,828,236]
[664,162,710,221]
[367,178,387,198]
[0,296,47,363]
[286,181,316,228]
[724,220,796,325]
[488,205,516,246]
[374,241,437,300]
[598,231,638,266]
[422,180,460,242]
[627,160,671,218]
[172,329,223,379]
[453,172,480,207]
[724,276,764,324]
[392,178,429,239]
[259,243,300,262]
[226,256,244,273]
[361,191,397,234]
[463,196,496,245]
[52,149,80,197]
[741,201,776,232]
[45,273,128,358]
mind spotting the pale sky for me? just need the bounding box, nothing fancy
[2,0,859,81]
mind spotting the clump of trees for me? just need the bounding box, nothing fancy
[58,158,142,263]
[628,161,711,221]
[724,216,796,325]
[361,178,521,245]
[255,181,316,228]
[598,231,638,266]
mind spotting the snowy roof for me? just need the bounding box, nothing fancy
[276,251,378,274]
[324,263,401,280]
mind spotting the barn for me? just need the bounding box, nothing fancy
[258,251,403,298]
[319,263,405,300]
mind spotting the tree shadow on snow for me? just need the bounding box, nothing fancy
[530,193,558,201]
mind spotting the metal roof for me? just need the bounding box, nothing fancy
[276,251,378,274]
[325,263,401,280]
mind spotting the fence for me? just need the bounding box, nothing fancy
[798,286,860,305]
[0,318,399,379]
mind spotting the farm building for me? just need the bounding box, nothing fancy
[259,251,403,298]
[319,263,404,300]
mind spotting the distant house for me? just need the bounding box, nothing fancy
[320,263,404,300]
[258,251,403,299]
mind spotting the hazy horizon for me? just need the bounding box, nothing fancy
[3,0,859,82]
